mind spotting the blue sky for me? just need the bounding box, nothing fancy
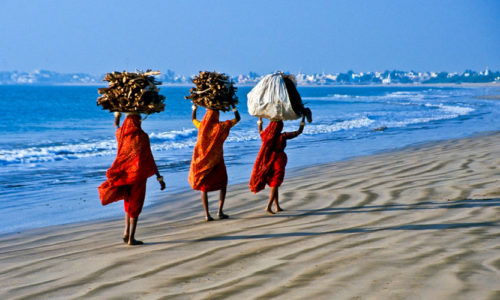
[0,0,498,75]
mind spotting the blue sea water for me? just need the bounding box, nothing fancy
[1,85,499,234]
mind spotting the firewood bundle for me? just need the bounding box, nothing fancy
[185,71,238,112]
[97,70,166,114]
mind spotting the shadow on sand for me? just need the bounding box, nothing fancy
[195,198,500,242]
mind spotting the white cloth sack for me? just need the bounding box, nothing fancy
[247,73,300,121]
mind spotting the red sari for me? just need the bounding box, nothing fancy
[98,115,158,218]
[188,110,232,192]
[249,121,288,193]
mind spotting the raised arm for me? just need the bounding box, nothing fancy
[257,117,263,135]
[114,112,122,128]
[283,115,306,140]
[192,104,198,121]
[191,104,201,129]
[230,104,241,127]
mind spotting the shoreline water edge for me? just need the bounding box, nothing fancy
[1,129,498,239]
[1,85,500,234]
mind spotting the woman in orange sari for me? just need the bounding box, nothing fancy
[98,113,165,245]
[249,115,305,214]
[189,104,240,221]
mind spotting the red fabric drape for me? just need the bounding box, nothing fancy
[98,115,158,206]
[123,179,147,218]
[266,150,287,188]
[249,121,286,193]
[188,110,232,191]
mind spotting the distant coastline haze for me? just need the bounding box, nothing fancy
[0,69,498,86]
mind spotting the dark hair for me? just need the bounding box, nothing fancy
[282,74,304,115]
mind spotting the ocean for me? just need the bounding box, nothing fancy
[1,85,499,234]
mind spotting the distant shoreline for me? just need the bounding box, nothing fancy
[0,82,498,88]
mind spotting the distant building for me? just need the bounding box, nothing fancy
[382,74,391,84]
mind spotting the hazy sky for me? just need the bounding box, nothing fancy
[0,0,499,75]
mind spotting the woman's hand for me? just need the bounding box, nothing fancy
[191,104,198,121]
[157,175,166,190]
[232,104,241,123]
[257,117,263,134]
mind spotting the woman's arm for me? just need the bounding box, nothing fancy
[283,115,306,140]
[191,104,198,121]
[257,117,263,135]
[191,104,201,128]
[114,112,121,128]
[156,170,166,190]
[147,137,166,190]
[229,104,241,127]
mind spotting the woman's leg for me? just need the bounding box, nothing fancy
[266,187,278,214]
[126,180,146,245]
[123,212,130,243]
[128,216,143,245]
[274,187,283,212]
[217,187,229,219]
[201,191,213,221]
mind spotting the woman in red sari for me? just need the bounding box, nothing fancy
[249,115,305,214]
[189,104,240,221]
[98,113,165,245]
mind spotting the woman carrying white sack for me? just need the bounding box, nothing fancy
[248,72,312,214]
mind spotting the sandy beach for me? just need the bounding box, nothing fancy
[1,132,499,299]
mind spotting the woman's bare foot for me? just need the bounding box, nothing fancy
[275,206,284,212]
[217,212,229,219]
[205,215,214,222]
[123,235,129,244]
[128,239,144,246]
[266,208,275,215]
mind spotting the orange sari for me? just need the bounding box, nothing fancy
[249,121,287,193]
[188,110,232,191]
[98,115,158,217]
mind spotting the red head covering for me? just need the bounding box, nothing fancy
[188,109,232,190]
[98,115,158,205]
[249,120,284,193]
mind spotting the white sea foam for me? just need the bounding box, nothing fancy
[0,140,116,164]
[302,95,358,101]
[0,129,201,164]
[303,117,375,134]
[303,91,427,102]
[383,115,457,128]
[424,103,474,115]
[381,104,474,128]
[149,128,197,141]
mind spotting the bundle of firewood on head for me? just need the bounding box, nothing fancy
[97,70,166,114]
[185,71,239,112]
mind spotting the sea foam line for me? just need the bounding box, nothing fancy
[0,128,199,164]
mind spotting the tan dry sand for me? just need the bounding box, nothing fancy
[1,132,500,300]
